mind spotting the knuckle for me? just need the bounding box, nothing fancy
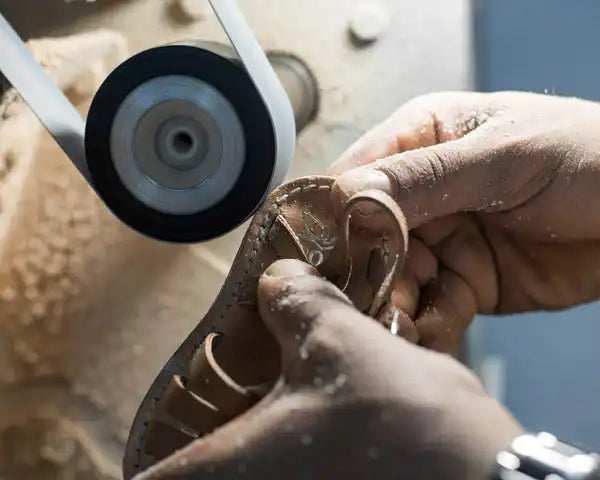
[379,146,455,192]
[292,276,350,305]
[266,276,349,311]
[423,150,449,184]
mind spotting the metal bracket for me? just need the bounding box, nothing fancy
[0,12,91,181]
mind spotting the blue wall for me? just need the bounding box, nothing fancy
[473,0,600,449]
[474,0,600,99]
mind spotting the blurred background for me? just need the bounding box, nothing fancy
[0,0,598,478]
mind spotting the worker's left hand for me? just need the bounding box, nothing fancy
[135,259,522,480]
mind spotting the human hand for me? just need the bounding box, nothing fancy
[134,259,522,480]
[330,91,600,354]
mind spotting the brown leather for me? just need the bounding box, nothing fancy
[123,176,408,479]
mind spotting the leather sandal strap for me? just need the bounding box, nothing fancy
[186,333,260,417]
[340,189,408,318]
[160,375,229,434]
[203,332,250,397]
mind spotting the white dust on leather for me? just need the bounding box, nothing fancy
[0,30,128,480]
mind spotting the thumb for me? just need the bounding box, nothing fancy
[331,135,494,229]
[257,259,367,374]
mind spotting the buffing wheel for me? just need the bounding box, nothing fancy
[85,41,276,243]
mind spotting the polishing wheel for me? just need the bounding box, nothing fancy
[0,0,319,243]
[86,42,279,243]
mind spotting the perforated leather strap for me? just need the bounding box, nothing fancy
[185,333,260,416]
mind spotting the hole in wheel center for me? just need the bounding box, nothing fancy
[160,125,203,170]
[172,130,195,156]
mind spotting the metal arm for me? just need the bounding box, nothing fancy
[0,12,91,181]
[209,0,296,188]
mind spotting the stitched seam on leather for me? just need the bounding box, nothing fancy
[131,182,332,472]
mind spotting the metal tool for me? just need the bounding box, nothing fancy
[0,0,312,242]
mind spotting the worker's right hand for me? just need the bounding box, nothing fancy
[134,259,523,480]
[330,91,600,354]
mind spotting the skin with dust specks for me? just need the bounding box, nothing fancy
[331,91,600,355]
[135,259,523,480]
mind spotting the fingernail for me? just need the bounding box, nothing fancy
[264,259,319,278]
[336,168,392,199]
[332,169,392,215]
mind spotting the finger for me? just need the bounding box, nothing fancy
[327,106,435,175]
[327,91,492,175]
[404,236,438,287]
[378,304,419,344]
[385,237,438,343]
[391,272,419,317]
[388,237,438,318]
[331,131,495,230]
[257,258,324,350]
[415,268,477,356]
[257,259,379,380]
[414,215,497,313]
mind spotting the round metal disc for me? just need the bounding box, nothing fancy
[85,43,277,243]
[109,75,246,215]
